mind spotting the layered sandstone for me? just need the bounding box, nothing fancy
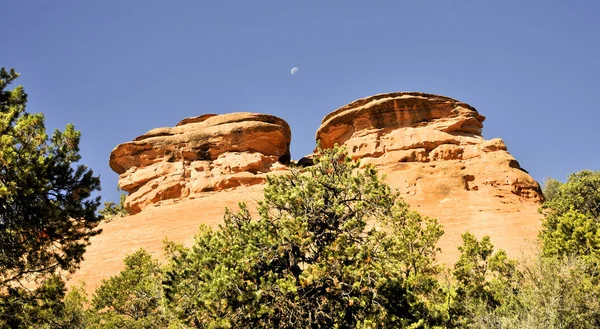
[71,92,544,293]
[109,113,291,214]
[317,92,543,259]
[316,92,542,201]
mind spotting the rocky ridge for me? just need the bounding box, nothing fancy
[69,92,544,293]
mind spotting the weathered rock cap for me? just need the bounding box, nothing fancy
[316,92,485,148]
[110,112,291,174]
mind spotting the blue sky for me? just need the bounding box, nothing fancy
[2,0,599,203]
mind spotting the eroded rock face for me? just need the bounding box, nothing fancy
[76,92,545,293]
[110,112,291,214]
[316,92,543,202]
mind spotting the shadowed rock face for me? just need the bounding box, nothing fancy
[316,92,543,201]
[109,112,291,214]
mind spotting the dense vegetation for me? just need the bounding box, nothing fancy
[1,68,599,328]
[163,147,445,328]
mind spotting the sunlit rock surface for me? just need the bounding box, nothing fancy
[109,112,291,214]
[71,93,543,294]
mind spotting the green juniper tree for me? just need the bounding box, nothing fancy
[87,249,168,329]
[0,67,101,285]
[448,233,522,328]
[163,146,445,328]
[540,170,600,260]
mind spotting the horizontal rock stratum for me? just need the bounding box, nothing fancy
[71,92,544,294]
[316,92,542,201]
[109,112,291,214]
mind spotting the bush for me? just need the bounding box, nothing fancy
[163,146,445,328]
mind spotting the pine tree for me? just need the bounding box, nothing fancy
[0,67,101,286]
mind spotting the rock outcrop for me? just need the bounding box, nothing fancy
[110,113,291,214]
[316,92,543,201]
[315,92,543,264]
[72,92,544,294]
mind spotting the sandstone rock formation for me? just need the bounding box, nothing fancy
[316,92,543,201]
[316,92,543,262]
[109,113,291,214]
[71,92,544,294]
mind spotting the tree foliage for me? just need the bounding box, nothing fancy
[459,256,600,329]
[0,275,88,329]
[540,170,600,259]
[88,249,168,329]
[463,170,600,329]
[541,177,562,202]
[448,233,522,328]
[99,193,128,221]
[514,256,600,329]
[163,146,444,328]
[0,67,101,287]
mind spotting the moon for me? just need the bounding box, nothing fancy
[290,67,299,75]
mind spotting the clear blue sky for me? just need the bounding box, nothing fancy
[2,0,599,203]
